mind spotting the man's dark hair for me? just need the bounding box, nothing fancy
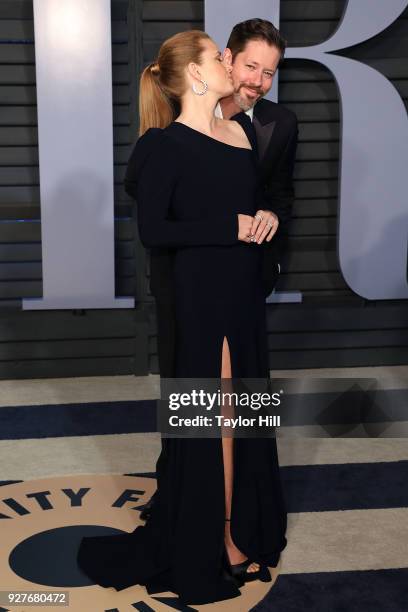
[226,18,287,65]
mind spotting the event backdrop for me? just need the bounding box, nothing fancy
[0,0,407,378]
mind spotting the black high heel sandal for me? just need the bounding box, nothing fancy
[222,518,271,587]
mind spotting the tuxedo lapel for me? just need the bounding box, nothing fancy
[253,115,276,161]
[253,99,290,173]
[231,100,288,170]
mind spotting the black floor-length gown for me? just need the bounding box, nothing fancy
[77,119,287,606]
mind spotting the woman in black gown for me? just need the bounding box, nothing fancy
[77,30,287,606]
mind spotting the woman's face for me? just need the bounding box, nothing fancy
[195,38,234,97]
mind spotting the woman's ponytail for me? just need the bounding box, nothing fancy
[138,31,210,137]
[139,62,174,136]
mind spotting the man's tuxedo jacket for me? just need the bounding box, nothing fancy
[125,98,298,299]
[249,98,298,296]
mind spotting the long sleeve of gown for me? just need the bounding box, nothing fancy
[124,128,239,249]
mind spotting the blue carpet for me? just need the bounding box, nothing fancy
[281,460,408,512]
[0,400,156,439]
[251,568,408,611]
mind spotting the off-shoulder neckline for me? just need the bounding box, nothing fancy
[169,121,253,152]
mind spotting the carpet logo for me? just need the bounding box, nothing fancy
[0,475,277,611]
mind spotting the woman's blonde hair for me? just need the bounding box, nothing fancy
[139,30,211,135]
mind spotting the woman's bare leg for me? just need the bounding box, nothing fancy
[221,336,259,572]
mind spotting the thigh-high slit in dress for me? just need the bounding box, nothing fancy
[76,118,287,606]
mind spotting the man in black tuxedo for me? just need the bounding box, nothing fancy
[219,18,298,298]
[129,18,298,521]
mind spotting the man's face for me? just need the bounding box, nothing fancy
[224,39,281,110]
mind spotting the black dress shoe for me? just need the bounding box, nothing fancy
[140,492,156,521]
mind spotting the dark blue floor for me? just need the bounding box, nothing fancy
[252,568,408,612]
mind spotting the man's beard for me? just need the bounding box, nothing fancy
[233,85,263,111]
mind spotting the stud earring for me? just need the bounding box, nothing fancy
[192,79,208,95]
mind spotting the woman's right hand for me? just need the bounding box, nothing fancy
[238,214,254,243]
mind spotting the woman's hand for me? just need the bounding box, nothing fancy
[250,210,279,244]
[237,214,255,243]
